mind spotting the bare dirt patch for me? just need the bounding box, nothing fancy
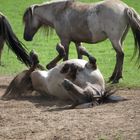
[0,76,140,140]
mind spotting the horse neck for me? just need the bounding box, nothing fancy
[35,0,73,27]
[35,5,55,27]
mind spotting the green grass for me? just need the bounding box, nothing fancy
[0,0,140,87]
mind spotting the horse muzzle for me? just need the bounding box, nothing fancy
[24,34,33,41]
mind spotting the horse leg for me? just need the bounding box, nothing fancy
[62,79,100,108]
[109,40,124,83]
[61,40,70,61]
[75,42,96,62]
[78,46,97,69]
[62,79,101,108]
[46,43,66,69]
[75,42,83,59]
[62,79,88,108]
[0,37,4,65]
[108,23,129,83]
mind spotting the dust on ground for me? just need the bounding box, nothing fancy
[0,76,140,140]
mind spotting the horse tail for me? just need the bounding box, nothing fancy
[2,75,19,98]
[2,70,33,99]
[125,8,140,66]
[1,15,31,67]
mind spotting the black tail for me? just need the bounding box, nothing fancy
[125,8,140,66]
[1,15,31,66]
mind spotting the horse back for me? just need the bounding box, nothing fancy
[55,0,128,43]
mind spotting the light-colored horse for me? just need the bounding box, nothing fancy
[0,12,31,66]
[23,0,140,83]
[3,46,118,109]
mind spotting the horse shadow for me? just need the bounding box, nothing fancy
[0,89,127,111]
[0,90,73,111]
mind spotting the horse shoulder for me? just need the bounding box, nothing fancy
[75,67,105,92]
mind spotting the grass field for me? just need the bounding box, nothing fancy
[0,0,140,87]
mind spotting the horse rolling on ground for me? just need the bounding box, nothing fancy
[0,12,31,66]
[23,0,140,83]
[2,45,124,109]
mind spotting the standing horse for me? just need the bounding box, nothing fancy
[23,0,140,83]
[0,12,31,66]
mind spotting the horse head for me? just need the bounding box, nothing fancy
[23,5,42,41]
[23,0,74,41]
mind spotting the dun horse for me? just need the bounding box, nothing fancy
[0,12,31,66]
[23,0,140,83]
[2,45,122,109]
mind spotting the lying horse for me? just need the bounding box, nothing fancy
[23,0,140,83]
[2,45,121,109]
[0,12,31,66]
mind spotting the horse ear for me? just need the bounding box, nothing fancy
[30,4,39,16]
[0,12,4,17]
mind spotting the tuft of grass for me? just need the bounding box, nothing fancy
[0,0,140,87]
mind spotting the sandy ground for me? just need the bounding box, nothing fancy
[0,76,140,140]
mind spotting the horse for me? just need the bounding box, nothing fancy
[0,12,31,66]
[23,0,140,83]
[2,45,122,109]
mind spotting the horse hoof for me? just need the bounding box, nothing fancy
[107,79,112,83]
[107,77,114,83]
[46,64,50,69]
[107,75,114,83]
[111,80,119,84]
[46,64,56,70]
[111,76,122,84]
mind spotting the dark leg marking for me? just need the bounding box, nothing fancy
[79,46,97,69]
[60,63,83,80]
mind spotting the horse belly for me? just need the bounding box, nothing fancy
[31,69,70,99]
[46,60,87,99]
[45,64,72,99]
[87,11,107,43]
[48,82,70,99]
